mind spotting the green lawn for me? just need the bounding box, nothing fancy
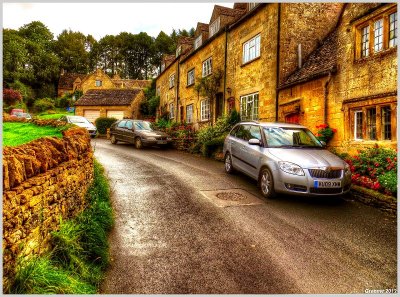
[37,111,74,120]
[3,122,63,147]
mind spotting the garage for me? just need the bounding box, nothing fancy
[106,110,124,120]
[83,109,100,123]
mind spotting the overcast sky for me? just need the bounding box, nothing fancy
[3,2,234,40]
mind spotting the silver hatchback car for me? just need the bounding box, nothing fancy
[223,122,351,198]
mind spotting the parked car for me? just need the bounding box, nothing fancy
[10,108,24,116]
[11,112,32,119]
[58,115,97,138]
[109,119,172,149]
[223,122,351,198]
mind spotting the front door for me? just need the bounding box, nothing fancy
[180,106,184,123]
[215,92,223,118]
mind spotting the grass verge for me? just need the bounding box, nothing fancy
[3,122,64,146]
[9,160,114,294]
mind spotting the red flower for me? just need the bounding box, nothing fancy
[374,162,380,167]
[332,128,337,133]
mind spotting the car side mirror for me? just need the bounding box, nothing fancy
[248,138,261,145]
[319,140,327,147]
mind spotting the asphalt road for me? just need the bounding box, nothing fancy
[92,138,397,294]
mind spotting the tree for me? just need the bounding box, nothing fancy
[3,89,23,106]
[195,69,224,125]
[153,31,175,74]
[3,29,29,85]
[54,29,90,73]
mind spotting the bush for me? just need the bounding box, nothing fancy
[33,98,55,113]
[201,135,226,157]
[95,117,118,134]
[378,171,397,196]
[3,88,23,106]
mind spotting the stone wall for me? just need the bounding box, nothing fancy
[2,126,94,290]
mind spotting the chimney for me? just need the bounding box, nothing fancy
[298,44,302,69]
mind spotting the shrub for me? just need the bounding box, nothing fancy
[33,98,55,113]
[95,117,118,134]
[315,124,337,143]
[3,88,23,106]
[201,135,226,157]
[378,171,397,196]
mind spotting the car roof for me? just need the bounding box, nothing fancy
[237,121,307,129]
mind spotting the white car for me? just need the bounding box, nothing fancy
[59,115,97,138]
[223,122,351,198]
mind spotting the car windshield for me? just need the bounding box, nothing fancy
[69,116,89,124]
[134,121,153,131]
[263,127,323,148]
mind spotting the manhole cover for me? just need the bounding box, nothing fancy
[216,192,246,201]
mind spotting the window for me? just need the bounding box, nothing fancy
[361,26,370,57]
[382,106,392,140]
[200,99,210,121]
[389,12,397,47]
[169,103,174,119]
[161,63,165,72]
[374,19,384,52]
[209,17,220,37]
[350,103,396,141]
[248,3,257,11]
[95,80,102,87]
[354,111,363,140]
[194,35,202,50]
[126,121,133,130]
[366,108,377,140]
[356,8,397,59]
[187,69,195,86]
[156,87,160,96]
[186,104,193,123]
[240,92,259,121]
[243,34,261,64]
[202,57,212,77]
[169,74,175,89]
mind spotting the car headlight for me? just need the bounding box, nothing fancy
[146,137,156,141]
[278,161,305,176]
[344,163,351,174]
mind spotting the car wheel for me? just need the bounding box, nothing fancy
[224,152,234,174]
[110,135,118,144]
[135,137,143,149]
[259,167,276,199]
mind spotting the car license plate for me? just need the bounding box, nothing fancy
[314,180,341,188]
[157,140,167,144]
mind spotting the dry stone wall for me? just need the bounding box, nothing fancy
[2,124,94,290]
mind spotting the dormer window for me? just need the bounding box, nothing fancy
[161,63,165,72]
[95,80,102,87]
[209,17,220,37]
[194,35,202,50]
[248,3,257,11]
[169,74,175,89]
[176,46,182,57]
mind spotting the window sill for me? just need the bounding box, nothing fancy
[186,83,194,88]
[169,86,174,89]
[241,56,261,68]
[202,73,212,78]
[354,46,397,64]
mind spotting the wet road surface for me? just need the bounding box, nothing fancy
[92,138,397,294]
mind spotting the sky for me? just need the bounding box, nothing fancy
[3,2,234,40]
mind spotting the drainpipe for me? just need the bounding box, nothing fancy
[223,27,228,115]
[324,72,332,124]
[176,59,180,123]
[275,3,281,121]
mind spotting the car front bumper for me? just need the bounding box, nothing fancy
[273,168,352,196]
[142,138,172,146]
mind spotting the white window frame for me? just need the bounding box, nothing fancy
[242,34,261,64]
[209,17,220,37]
[169,103,175,119]
[176,45,182,57]
[389,12,397,47]
[361,25,370,57]
[187,68,195,86]
[161,63,165,72]
[354,110,363,140]
[248,3,257,10]
[374,19,384,53]
[200,99,210,121]
[169,74,175,89]
[194,35,202,50]
[240,92,259,121]
[202,57,212,77]
[156,87,160,96]
[95,80,102,87]
[186,104,193,123]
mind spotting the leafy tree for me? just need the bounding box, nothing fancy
[55,30,90,73]
[3,29,29,85]
[3,89,23,106]
[153,31,175,74]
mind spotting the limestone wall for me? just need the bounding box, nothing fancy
[2,126,94,289]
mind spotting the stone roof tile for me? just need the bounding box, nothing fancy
[74,89,141,106]
[58,73,87,89]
